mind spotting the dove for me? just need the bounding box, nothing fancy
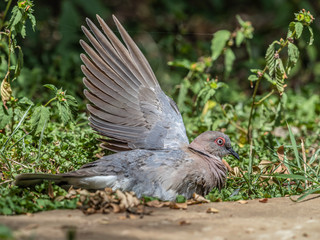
[15,15,239,201]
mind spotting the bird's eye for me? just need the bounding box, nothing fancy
[215,137,225,146]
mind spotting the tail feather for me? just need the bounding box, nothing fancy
[15,173,65,188]
[15,173,118,191]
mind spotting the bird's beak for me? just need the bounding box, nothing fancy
[228,148,239,160]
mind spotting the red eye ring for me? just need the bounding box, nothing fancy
[215,137,225,146]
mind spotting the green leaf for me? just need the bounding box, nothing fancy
[294,22,303,38]
[235,31,244,47]
[250,69,263,73]
[275,59,285,95]
[272,173,314,182]
[211,30,231,61]
[296,188,320,202]
[56,94,78,124]
[9,7,22,28]
[18,97,34,106]
[37,118,48,161]
[248,74,258,82]
[176,195,186,203]
[1,105,32,152]
[28,14,37,31]
[287,123,301,169]
[0,104,13,129]
[13,47,24,79]
[265,41,278,77]
[20,24,26,38]
[31,106,51,135]
[263,73,275,85]
[236,15,245,26]
[43,84,58,92]
[168,59,191,69]
[224,48,235,78]
[65,94,78,118]
[57,102,70,124]
[288,43,299,65]
[197,87,216,106]
[287,22,295,38]
[307,26,314,45]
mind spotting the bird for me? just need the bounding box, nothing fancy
[15,15,239,201]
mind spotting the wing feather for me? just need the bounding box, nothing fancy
[81,15,189,151]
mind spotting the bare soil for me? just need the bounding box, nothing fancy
[1,195,319,240]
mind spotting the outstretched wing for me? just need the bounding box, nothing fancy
[80,15,188,152]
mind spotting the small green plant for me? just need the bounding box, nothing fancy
[0,0,36,108]
[247,9,315,140]
[0,182,78,215]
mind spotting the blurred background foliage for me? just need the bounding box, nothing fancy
[1,0,319,103]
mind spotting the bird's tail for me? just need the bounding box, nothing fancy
[15,173,116,190]
[15,173,69,189]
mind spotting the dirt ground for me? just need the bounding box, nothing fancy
[1,195,319,240]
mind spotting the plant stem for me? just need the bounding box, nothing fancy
[0,0,13,29]
[247,30,296,141]
[247,67,267,140]
[44,97,57,107]
[218,103,247,134]
[254,89,274,105]
[10,102,15,133]
[300,138,308,189]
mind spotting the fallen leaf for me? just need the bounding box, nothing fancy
[98,217,110,224]
[179,220,191,225]
[95,153,104,158]
[237,200,248,204]
[127,205,152,215]
[102,208,110,214]
[277,145,284,161]
[55,196,65,202]
[192,193,210,203]
[274,163,289,174]
[84,207,96,215]
[128,214,137,220]
[118,215,127,220]
[206,207,219,213]
[48,182,54,199]
[222,159,233,172]
[125,192,140,207]
[170,202,187,210]
[146,200,165,208]
[117,189,129,209]
[232,167,242,177]
[111,203,121,213]
[259,198,268,203]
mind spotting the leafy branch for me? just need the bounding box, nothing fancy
[247,9,315,141]
[0,0,36,109]
[31,85,78,135]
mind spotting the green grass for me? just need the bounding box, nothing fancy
[1,88,319,215]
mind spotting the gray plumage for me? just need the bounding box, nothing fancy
[15,15,239,201]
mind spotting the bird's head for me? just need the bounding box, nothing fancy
[189,131,239,160]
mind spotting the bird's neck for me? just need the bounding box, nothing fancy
[188,142,227,189]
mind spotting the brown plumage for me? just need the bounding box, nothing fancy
[15,15,239,201]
